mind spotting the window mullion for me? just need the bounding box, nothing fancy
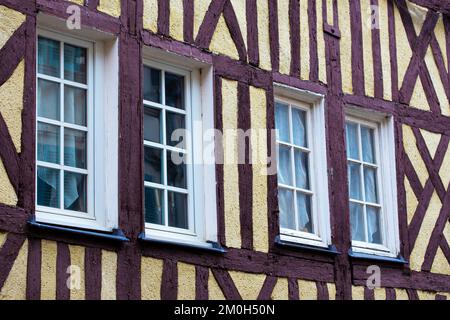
[59,40,65,210]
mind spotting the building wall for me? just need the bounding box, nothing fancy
[0,0,449,300]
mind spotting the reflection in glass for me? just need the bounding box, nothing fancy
[350,202,365,241]
[64,172,87,212]
[166,112,185,148]
[292,108,307,147]
[37,122,60,164]
[297,193,312,233]
[364,167,378,203]
[165,72,185,109]
[144,107,161,143]
[348,162,362,200]
[278,146,292,186]
[144,147,162,184]
[294,150,309,190]
[64,128,87,169]
[64,43,87,84]
[38,79,60,121]
[275,102,289,143]
[346,122,359,160]
[168,192,188,229]
[64,86,87,126]
[38,37,60,77]
[367,206,382,244]
[37,166,60,208]
[145,187,164,225]
[167,152,187,189]
[361,126,375,163]
[279,188,295,230]
[143,67,161,103]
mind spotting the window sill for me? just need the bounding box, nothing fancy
[348,249,408,265]
[274,236,340,255]
[28,218,129,242]
[138,233,227,254]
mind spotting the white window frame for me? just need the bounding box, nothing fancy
[274,84,331,248]
[35,26,119,232]
[345,107,400,257]
[143,50,217,248]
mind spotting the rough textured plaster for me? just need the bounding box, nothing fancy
[316,0,326,83]
[170,0,184,42]
[68,245,85,300]
[0,239,27,300]
[407,1,426,35]
[69,0,84,6]
[394,5,412,92]
[439,148,450,188]
[0,60,24,152]
[229,271,265,300]
[271,278,288,300]
[230,0,247,49]
[257,0,271,70]
[143,0,158,32]
[410,191,442,271]
[222,79,241,249]
[352,286,365,300]
[431,247,450,275]
[361,0,375,97]
[327,283,336,300]
[300,0,310,80]
[278,0,291,75]
[141,256,163,300]
[298,279,317,300]
[208,270,225,300]
[379,0,392,100]
[435,17,448,72]
[209,15,239,60]
[410,77,430,111]
[339,0,353,94]
[395,288,409,300]
[420,129,441,159]
[194,0,211,39]
[417,290,435,300]
[250,86,268,253]
[40,240,57,300]
[402,125,428,187]
[177,262,196,300]
[425,47,449,116]
[374,288,386,300]
[98,0,121,18]
[0,5,25,50]
[0,160,17,206]
[325,0,334,26]
[101,250,117,300]
[404,177,419,225]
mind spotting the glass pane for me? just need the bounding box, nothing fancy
[168,192,188,229]
[37,122,60,164]
[143,67,161,103]
[64,172,87,212]
[278,145,292,186]
[166,112,186,148]
[361,126,376,164]
[38,79,60,121]
[278,188,295,230]
[292,108,307,147]
[165,72,185,109]
[144,187,164,225]
[38,37,60,77]
[64,43,87,84]
[37,166,60,208]
[64,129,87,169]
[167,152,187,189]
[346,122,359,160]
[348,162,362,200]
[64,86,87,126]
[364,167,378,203]
[143,107,161,143]
[275,102,289,143]
[297,193,312,233]
[294,150,309,190]
[350,202,365,241]
[367,206,382,244]
[144,147,162,184]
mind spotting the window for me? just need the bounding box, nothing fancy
[345,109,399,257]
[274,85,330,248]
[35,28,118,231]
[142,55,216,247]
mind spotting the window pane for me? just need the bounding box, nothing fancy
[350,202,365,241]
[346,122,359,160]
[361,126,375,164]
[167,151,187,189]
[364,167,378,203]
[278,145,292,186]
[294,150,309,190]
[143,67,161,103]
[64,172,87,212]
[37,167,60,208]
[367,206,382,244]
[64,43,87,84]
[143,107,161,143]
[64,128,87,169]
[297,193,312,233]
[348,162,362,200]
[278,188,295,230]
[144,147,162,184]
[275,102,289,143]
[37,123,60,164]
[168,192,188,229]
[38,79,60,121]
[165,72,185,109]
[292,108,307,147]
[144,187,164,225]
[38,37,60,77]
[64,86,87,126]
[166,112,186,148]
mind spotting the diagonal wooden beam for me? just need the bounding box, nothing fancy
[195,0,228,48]
[257,276,277,300]
[222,0,247,61]
[0,113,20,194]
[211,268,242,300]
[0,233,26,291]
[408,0,450,16]
[0,23,26,88]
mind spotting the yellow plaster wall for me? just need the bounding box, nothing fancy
[0,5,25,50]
[169,0,184,42]
[298,279,317,300]
[339,0,352,94]
[143,0,158,33]
[68,0,84,6]
[208,270,226,300]
[420,129,441,158]
[424,46,449,116]
[257,0,271,70]
[98,0,121,18]
[0,239,27,300]
[209,15,239,60]
[68,245,85,300]
[361,0,374,97]
[270,277,289,300]
[177,262,196,300]
[439,148,450,189]
[404,177,418,225]
[327,283,336,300]
[141,256,163,300]
[300,0,310,80]
[379,0,392,100]
[230,0,247,50]
[402,125,428,187]
[229,271,265,300]
[0,232,7,249]
[395,288,409,300]
[278,0,291,75]
[316,0,326,83]
[101,250,117,300]
[352,286,365,300]
[374,288,386,300]
[0,160,17,206]
[194,0,211,39]
[40,240,57,300]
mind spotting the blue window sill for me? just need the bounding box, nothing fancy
[348,249,408,265]
[28,218,129,242]
[138,233,227,254]
[274,235,340,255]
